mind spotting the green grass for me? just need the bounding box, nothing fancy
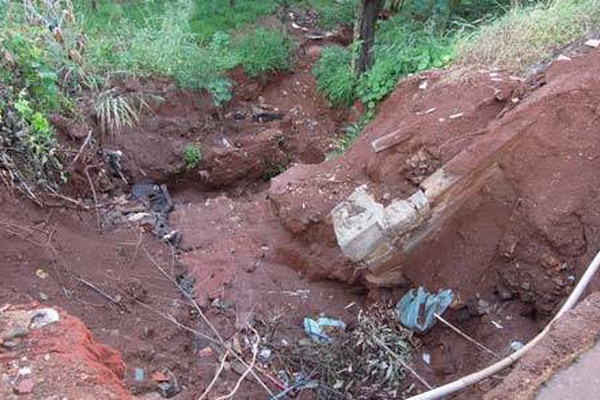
[458,0,600,72]
[238,28,294,77]
[189,0,278,42]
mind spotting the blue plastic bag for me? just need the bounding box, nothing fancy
[303,317,346,343]
[396,286,454,333]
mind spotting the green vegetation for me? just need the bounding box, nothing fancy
[238,28,294,77]
[183,143,202,169]
[458,0,600,72]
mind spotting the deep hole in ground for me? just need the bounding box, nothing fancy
[4,27,600,400]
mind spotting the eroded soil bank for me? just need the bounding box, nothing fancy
[3,36,600,400]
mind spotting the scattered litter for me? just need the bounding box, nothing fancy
[396,286,454,333]
[38,292,48,302]
[449,112,464,119]
[35,269,48,279]
[419,81,428,90]
[29,308,59,329]
[422,352,431,365]
[491,320,504,329]
[510,340,525,351]
[585,39,600,48]
[127,182,176,244]
[157,369,180,398]
[557,54,572,61]
[303,316,346,343]
[259,348,272,361]
[134,368,145,381]
[344,301,356,310]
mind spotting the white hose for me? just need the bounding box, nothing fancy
[407,248,600,400]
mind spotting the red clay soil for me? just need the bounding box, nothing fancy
[267,46,600,395]
[0,189,224,399]
[1,304,130,399]
[5,27,600,400]
[102,42,353,194]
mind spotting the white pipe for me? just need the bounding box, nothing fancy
[408,248,600,400]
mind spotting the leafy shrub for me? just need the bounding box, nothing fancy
[14,93,57,164]
[183,143,202,169]
[237,28,294,77]
[313,46,355,108]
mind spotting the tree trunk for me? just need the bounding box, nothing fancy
[352,0,383,75]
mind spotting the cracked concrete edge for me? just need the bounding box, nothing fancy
[330,169,455,268]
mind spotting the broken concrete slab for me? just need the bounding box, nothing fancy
[330,185,388,262]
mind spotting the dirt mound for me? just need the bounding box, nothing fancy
[0,304,129,399]
[266,46,600,392]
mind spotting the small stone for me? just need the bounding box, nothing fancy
[2,339,20,349]
[38,292,48,302]
[585,39,600,48]
[15,377,34,394]
[557,54,572,61]
[197,347,213,358]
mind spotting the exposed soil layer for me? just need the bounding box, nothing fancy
[267,45,600,394]
[484,292,600,400]
[1,304,130,399]
[3,26,600,400]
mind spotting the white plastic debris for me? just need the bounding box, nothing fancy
[557,54,572,61]
[422,353,431,365]
[510,340,525,352]
[29,308,60,329]
[491,320,504,330]
[585,39,600,48]
[259,348,272,361]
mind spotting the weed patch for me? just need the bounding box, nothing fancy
[183,143,202,169]
[458,0,600,72]
[238,28,294,77]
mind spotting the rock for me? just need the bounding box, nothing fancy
[14,377,34,394]
[29,308,60,329]
[585,39,600,48]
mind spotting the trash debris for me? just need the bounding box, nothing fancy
[557,54,572,61]
[422,352,431,365]
[156,369,180,398]
[585,38,600,48]
[127,182,177,243]
[303,316,346,343]
[491,320,504,329]
[449,112,464,119]
[35,269,48,279]
[396,286,454,333]
[510,340,525,352]
[259,347,272,361]
[134,368,145,381]
[29,308,59,329]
